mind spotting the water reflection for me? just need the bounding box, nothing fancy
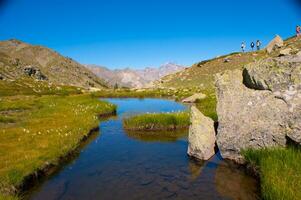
[124,129,187,143]
[28,98,258,200]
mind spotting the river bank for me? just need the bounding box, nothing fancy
[0,95,116,199]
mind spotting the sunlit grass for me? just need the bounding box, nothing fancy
[243,147,301,200]
[123,112,190,131]
[0,95,116,197]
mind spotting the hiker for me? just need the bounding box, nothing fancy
[241,42,246,52]
[297,25,301,37]
[251,42,255,51]
[256,40,261,50]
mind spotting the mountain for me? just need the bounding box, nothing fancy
[0,39,107,89]
[86,63,185,88]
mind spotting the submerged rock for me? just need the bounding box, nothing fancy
[187,106,216,160]
[182,93,206,103]
[266,35,284,54]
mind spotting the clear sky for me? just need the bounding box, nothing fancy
[0,0,300,69]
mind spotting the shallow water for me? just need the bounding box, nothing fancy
[28,98,258,200]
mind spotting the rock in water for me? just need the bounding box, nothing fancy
[187,106,216,160]
[266,35,284,54]
[182,93,207,103]
[215,70,288,163]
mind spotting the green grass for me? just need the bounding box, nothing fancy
[195,90,217,121]
[91,88,196,101]
[0,94,116,197]
[123,112,190,131]
[0,78,82,97]
[243,147,301,200]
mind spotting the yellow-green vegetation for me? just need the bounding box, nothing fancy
[195,89,217,121]
[92,88,196,101]
[0,94,116,198]
[123,112,190,131]
[243,147,301,200]
[0,78,81,97]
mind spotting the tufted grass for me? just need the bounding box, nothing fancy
[123,112,190,131]
[243,147,301,200]
[0,94,116,198]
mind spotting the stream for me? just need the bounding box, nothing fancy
[27,98,258,200]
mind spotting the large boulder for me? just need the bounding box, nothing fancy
[187,106,216,160]
[182,93,207,103]
[243,58,301,91]
[266,35,284,54]
[216,56,301,163]
[215,70,289,163]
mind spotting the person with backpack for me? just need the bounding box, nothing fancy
[250,42,255,51]
[297,25,301,37]
[241,42,246,53]
[256,40,261,50]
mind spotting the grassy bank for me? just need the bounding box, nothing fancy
[91,88,195,101]
[0,95,116,199]
[123,112,190,131]
[243,147,301,200]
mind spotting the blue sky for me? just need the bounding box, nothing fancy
[0,0,300,69]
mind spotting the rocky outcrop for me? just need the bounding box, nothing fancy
[187,106,216,160]
[266,35,284,54]
[243,58,301,91]
[182,93,207,103]
[279,48,292,56]
[216,56,301,163]
[24,66,47,80]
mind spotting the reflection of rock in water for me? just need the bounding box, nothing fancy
[188,159,205,181]
[124,130,187,142]
[215,162,259,200]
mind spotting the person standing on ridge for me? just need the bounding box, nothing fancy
[250,42,255,51]
[297,25,301,37]
[256,40,261,50]
[241,42,246,53]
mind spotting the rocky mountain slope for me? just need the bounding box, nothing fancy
[0,39,107,89]
[86,63,185,88]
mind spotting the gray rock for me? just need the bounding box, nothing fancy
[215,70,288,163]
[187,106,216,160]
[182,93,207,103]
[24,66,47,80]
[243,58,301,91]
[266,35,284,54]
[279,48,292,56]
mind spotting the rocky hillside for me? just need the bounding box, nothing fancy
[153,52,268,91]
[86,63,185,88]
[0,39,107,89]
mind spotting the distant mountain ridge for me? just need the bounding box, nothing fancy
[0,39,107,89]
[86,63,185,88]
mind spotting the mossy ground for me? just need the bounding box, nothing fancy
[243,147,301,200]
